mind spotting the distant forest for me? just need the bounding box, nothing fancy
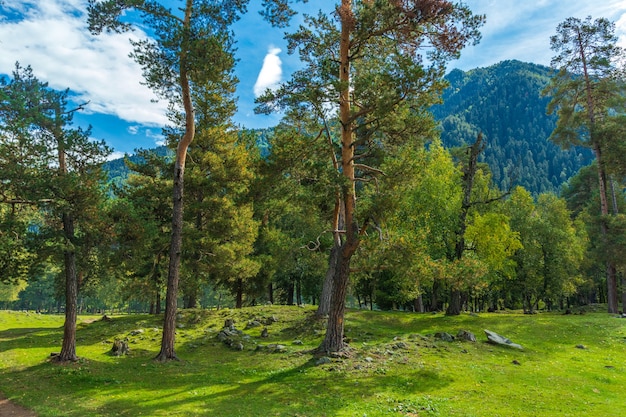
[433,60,593,194]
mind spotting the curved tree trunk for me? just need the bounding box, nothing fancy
[155,0,195,362]
[156,161,186,361]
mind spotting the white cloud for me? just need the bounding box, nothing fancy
[0,0,168,126]
[456,0,626,70]
[253,46,282,97]
[106,151,126,161]
[145,129,165,147]
[127,125,140,135]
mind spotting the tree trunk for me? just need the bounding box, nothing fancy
[236,278,243,308]
[319,252,351,353]
[156,160,186,362]
[414,294,424,313]
[446,289,462,316]
[155,1,195,362]
[268,282,274,304]
[621,274,626,313]
[296,276,302,305]
[185,293,197,309]
[286,281,295,305]
[56,212,79,362]
[316,244,340,317]
[594,154,618,313]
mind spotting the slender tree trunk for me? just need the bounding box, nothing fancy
[155,0,195,362]
[287,281,295,305]
[317,0,360,354]
[57,212,79,362]
[577,33,618,314]
[296,276,302,305]
[592,148,618,313]
[431,278,440,311]
[447,134,484,316]
[268,282,274,304]
[621,274,626,314]
[156,161,186,361]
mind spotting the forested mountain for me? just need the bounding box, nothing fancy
[104,146,172,186]
[432,60,594,194]
[104,61,593,195]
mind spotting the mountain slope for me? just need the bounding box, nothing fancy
[433,60,593,194]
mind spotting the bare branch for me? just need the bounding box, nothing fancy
[354,163,385,176]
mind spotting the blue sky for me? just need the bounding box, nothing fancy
[1,0,625,158]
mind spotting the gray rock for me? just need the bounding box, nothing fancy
[457,330,477,342]
[364,357,373,363]
[292,340,303,345]
[435,332,455,342]
[316,356,332,365]
[245,320,262,329]
[261,328,269,338]
[484,329,523,349]
[267,344,286,353]
[128,329,144,336]
[576,344,587,350]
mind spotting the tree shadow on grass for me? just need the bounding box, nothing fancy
[1,345,453,417]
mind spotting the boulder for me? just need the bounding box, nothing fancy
[457,330,476,342]
[434,332,455,342]
[484,329,523,349]
[316,356,332,365]
[245,320,262,329]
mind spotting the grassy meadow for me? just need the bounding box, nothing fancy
[1,306,625,416]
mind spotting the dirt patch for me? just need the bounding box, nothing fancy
[0,394,37,417]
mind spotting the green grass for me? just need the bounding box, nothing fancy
[1,306,625,416]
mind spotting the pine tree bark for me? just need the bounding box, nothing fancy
[319,252,352,353]
[155,0,195,362]
[57,212,79,362]
[316,244,340,317]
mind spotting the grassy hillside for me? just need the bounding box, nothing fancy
[1,307,625,416]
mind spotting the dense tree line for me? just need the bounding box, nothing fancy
[1,3,625,360]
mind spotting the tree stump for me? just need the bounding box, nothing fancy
[110,339,129,356]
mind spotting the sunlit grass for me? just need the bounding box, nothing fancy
[1,306,625,416]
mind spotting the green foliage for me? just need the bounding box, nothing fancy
[505,187,586,311]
